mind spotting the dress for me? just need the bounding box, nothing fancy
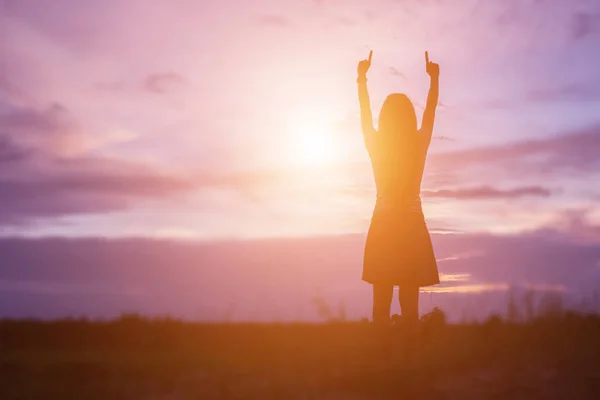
[362,130,440,287]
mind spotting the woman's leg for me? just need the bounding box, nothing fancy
[398,285,421,363]
[398,285,419,322]
[372,283,394,325]
[372,283,394,361]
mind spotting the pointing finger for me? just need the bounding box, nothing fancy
[425,51,429,64]
[368,50,373,64]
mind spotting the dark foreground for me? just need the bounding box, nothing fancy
[1,315,600,399]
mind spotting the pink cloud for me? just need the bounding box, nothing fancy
[144,73,185,94]
[254,14,291,27]
[1,229,599,320]
[422,186,552,200]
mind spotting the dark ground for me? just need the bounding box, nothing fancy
[1,314,600,399]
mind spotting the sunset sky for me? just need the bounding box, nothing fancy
[2,0,600,320]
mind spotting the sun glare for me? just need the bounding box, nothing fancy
[290,123,336,167]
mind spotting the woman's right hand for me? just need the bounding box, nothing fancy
[425,51,439,79]
[357,50,373,78]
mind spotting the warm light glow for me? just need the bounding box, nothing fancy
[288,123,337,167]
[421,283,510,294]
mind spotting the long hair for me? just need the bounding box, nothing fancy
[376,93,419,196]
[378,93,418,146]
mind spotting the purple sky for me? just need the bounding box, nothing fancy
[2,0,600,320]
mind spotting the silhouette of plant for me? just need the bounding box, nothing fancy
[311,294,333,321]
[421,306,447,333]
[537,292,564,319]
[507,287,521,323]
[522,289,536,321]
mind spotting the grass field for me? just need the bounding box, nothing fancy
[1,314,600,399]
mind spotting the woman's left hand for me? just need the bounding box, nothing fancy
[357,50,373,78]
[425,51,439,78]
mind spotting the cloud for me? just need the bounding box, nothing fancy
[389,67,406,79]
[0,279,146,296]
[439,273,471,281]
[0,99,197,225]
[333,16,360,27]
[95,81,127,92]
[0,75,31,104]
[422,186,552,200]
[0,101,88,158]
[480,98,515,110]
[422,283,510,294]
[437,251,486,263]
[421,282,567,294]
[430,125,600,178]
[0,164,196,224]
[144,73,185,94]
[481,82,600,108]
[0,135,30,163]
[97,72,186,95]
[1,227,600,320]
[525,82,600,102]
[0,98,139,158]
[254,14,291,27]
[571,12,600,40]
[0,94,303,225]
[538,209,600,245]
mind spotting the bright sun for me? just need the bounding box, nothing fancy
[290,124,336,167]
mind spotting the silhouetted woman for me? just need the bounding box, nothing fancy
[357,50,440,332]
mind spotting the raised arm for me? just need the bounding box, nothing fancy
[357,51,375,151]
[421,51,440,149]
